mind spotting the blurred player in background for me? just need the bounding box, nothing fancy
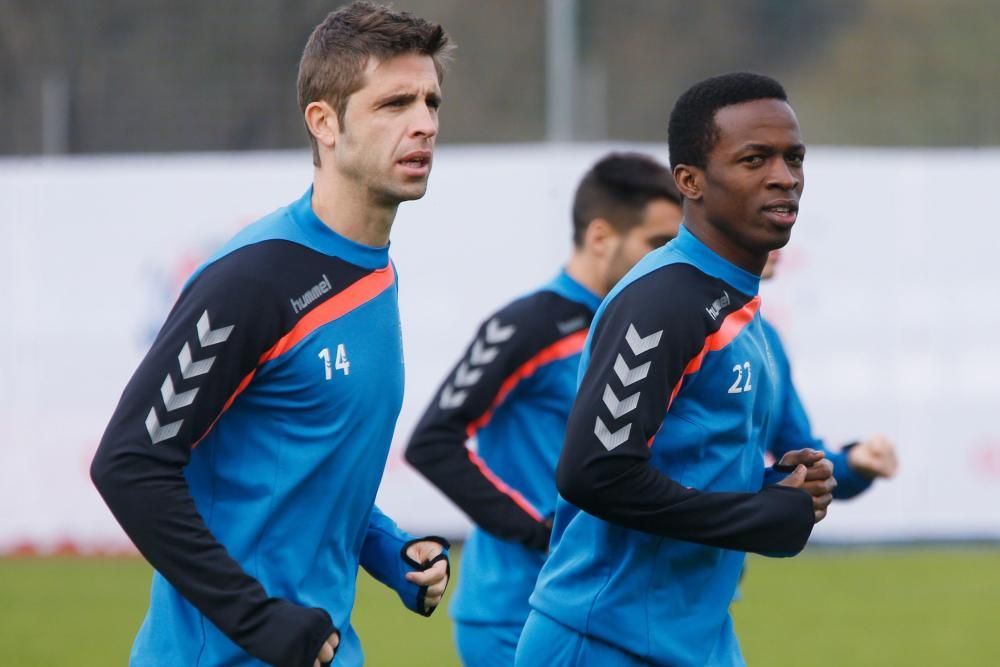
[763,249,898,495]
[517,72,835,667]
[406,153,683,666]
[91,3,452,666]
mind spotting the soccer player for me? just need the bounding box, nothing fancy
[406,153,684,666]
[763,251,899,496]
[90,4,453,666]
[516,72,836,667]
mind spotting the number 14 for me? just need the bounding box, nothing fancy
[318,344,351,380]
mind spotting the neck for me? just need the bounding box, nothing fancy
[312,168,397,247]
[683,210,766,275]
[565,250,610,298]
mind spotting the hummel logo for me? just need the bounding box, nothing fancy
[706,291,731,320]
[291,274,333,314]
[556,315,588,335]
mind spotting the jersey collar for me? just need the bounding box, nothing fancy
[671,225,761,296]
[287,187,391,270]
[547,269,602,312]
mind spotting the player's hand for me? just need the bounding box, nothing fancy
[313,631,339,667]
[404,540,450,613]
[848,434,898,480]
[777,449,836,522]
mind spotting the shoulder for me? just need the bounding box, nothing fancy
[485,288,594,352]
[600,261,750,334]
[190,240,372,301]
[760,316,791,370]
[760,317,783,344]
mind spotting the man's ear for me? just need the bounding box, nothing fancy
[304,100,340,152]
[583,218,618,258]
[673,164,703,202]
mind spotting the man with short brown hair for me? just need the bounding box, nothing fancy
[91,3,453,666]
[297,0,452,168]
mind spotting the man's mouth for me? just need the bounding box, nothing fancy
[398,151,432,173]
[762,200,799,226]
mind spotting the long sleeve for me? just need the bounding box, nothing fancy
[406,294,589,551]
[359,506,450,616]
[763,319,873,499]
[90,246,336,667]
[557,267,815,556]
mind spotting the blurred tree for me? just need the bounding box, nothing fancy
[0,0,996,154]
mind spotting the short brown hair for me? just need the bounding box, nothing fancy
[297,1,454,166]
[572,152,681,246]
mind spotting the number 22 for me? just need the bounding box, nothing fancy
[728,361,752,394]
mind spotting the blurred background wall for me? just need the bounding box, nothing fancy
[2,1,999,550]
[2,0,999,155]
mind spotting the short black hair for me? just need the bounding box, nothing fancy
[572,152,681,247]
[668,72,788,170]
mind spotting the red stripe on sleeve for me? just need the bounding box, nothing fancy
[467,449,545,521]
[191,264,395,448]
[657,297,761,444]
[259,263,395,364]
[465,329,588,438]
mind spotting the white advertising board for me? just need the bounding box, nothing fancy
[1,144,998,553]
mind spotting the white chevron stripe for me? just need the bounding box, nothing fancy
[614,354,651,387]
[160,375,199,412]
[453,361,483,388]
[469,338,499,366]
[484,318,516,344]
[439,384,468,410]
[625,323,662,356]
[602,385,640,419]
[178,343,215,380]
[594,416,631,451]
[197,310,234,347]
[146,407,183,444]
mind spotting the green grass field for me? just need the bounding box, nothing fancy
[2,546,998,665]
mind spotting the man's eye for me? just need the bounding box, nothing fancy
[742,156,764,166]
[787,154,804,165]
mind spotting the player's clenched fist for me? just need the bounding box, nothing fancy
[405,540,450,613]
[314,631,339,667]
[777,448,836,522]
[848,434,899,480]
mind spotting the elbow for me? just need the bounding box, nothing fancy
[555,458,599,514]
[89,443,112,494]
[402,438,427,470]
[89,438,132,503]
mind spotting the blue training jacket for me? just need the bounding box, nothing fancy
[762,317,872,498]
[528,226,815,667]
[92,188,447,667]
[407,270,600,625]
